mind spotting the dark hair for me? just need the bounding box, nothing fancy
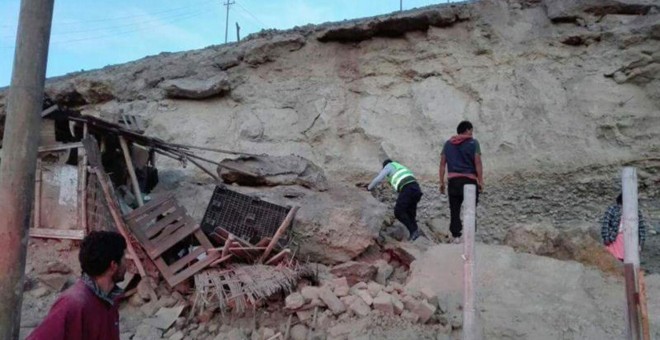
[616,193,622,205]
[457,121,473,134]
[382,159,392,168]
[79,231,127,276]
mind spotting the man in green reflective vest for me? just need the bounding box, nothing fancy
[367,159,423,241]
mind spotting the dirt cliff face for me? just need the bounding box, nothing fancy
[1,0,657,183]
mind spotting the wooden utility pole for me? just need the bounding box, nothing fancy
[0,0,54,338]
[622,167,641,340]
[236,22,241,42]
[463,184,477,340]
[224,0,235,43]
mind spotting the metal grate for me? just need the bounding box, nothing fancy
[201,186,291,245]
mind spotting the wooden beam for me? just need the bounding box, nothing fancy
[29,228,84,240]
[624,264,641,340]
[40,104,58,117]
[93,166,156,300]
[33,158,42,229]
[463,184,477,340]
[259,206,299,263]
[38,142,83,153]
[638,269,650,340]
[264,249,290,266]
[81,123,88,232]
[119,136,144,207]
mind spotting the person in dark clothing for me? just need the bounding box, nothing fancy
[600,193,647,261]
[439,121,483,243]
[368,159,423,241]
[28,231,127,340]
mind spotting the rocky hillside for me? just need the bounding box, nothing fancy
[2,0,658,182]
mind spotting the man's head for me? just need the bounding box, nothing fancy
[457,120,473,136]
[79,231,127,283]
[382,159,392,168]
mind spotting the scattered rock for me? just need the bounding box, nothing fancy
[349,298,371,317]
[391,295,404,315]
[412,300,437,324]
[401,311,420,324]
[419,287,438,307]
[290,324,308,340]
[340,295,358,309]
[330,262,377,286]
[372,292,394,315]
[285,293,305,310]
[355,289,374,306]
[318,287,346,315]
[301,286,320,302]
[134,322,162,340]
[375,261,394,285]
[168,331,185,340]
[137,279,154,302]
[332,277,350,297]
[29,287,49,298]
[42,261,73,275]
[296,309,314,323]
[38,274,71,292]
[367,282,383,298]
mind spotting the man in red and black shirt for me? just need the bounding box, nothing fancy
[439,121,483,243]
[27,231,127,340]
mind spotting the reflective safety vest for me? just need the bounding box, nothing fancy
[387,162,416,192]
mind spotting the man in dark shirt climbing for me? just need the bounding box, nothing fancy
[439,121,483,243]
[368,159,423,241]
[28,231,127,340]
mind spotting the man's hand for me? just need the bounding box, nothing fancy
[440,183,446,194]
[478,181,484,193]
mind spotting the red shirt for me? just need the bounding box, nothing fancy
[27,279,121,340]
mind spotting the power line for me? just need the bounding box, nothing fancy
[2,4,215,39]
[0,0,215,28]
[234,1,267,28]
[0,8,207,49]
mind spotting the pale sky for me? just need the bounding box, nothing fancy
[0,0,456,87]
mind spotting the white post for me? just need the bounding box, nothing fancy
[463,184,477,340]
[622,167,640,268]
[622,167,641,339]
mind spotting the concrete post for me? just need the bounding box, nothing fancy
[463,184,477,340]
[0,0,54,338]
[622,167,641,339]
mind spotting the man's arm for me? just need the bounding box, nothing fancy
[367,165,392,191]
[475,154,483,192]
[601,206,615,245]
[439,154,446,194]
[639,209,647,247]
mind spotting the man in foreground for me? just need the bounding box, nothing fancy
[439,121,483,243]
[28,231,127,340]
[368,159,423,241]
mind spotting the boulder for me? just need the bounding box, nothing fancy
[411,300,437,324]
[367,282,383,298]
[375,261,394,285]
[330,262,377,286]
[355,290,374,306]
[332,277,350,297]
[218,155,328,191]
[300,286,320,302]
[290,324,308,340]
[401,311,420,324]
[161,74,229,99]
[349,298,371,317]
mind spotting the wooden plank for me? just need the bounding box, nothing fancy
[124,193,174,221]
[41,104,58,117]
[30,228,85,240]
[153,257,172,280]
[150,218,188,247]
[133,199,177,226]
[82,137,102,168]
[194,229,213,249]
[148,222,199,259]
[168,247,206,274]
[144,207,185,238]
[221,235,234,259]
[638,269,650,340]
[265,249,291,266]
[259,206,299,263]
[38,142,83,153]
[624,263,641,340]
[166,251,221,287]
[119,136,144,207]
[209,254,232,267]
